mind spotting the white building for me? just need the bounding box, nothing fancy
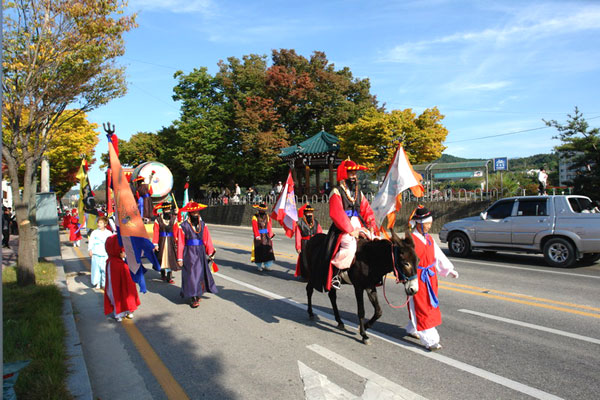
[2,180,13,208]
[559,151,584,186]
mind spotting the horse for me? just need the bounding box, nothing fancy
[299,228,419,344]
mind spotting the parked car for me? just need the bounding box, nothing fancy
[439,195,600,268]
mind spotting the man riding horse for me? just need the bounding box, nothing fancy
[326,158,378,290]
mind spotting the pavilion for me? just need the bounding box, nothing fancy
[278,130,341,195]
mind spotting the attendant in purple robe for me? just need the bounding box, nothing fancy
[176,202,217,308]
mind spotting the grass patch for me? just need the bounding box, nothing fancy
[3,262,72,400]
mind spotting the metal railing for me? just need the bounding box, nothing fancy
[201,186,574,207]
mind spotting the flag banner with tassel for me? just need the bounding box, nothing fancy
[271,170,298,237]
[76,158,98,230]
[107,131,160,281]
[371,145,425,233]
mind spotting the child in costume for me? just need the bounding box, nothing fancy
[104,235,140,321]
[88,216,113,288]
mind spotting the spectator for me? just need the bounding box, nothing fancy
[2,207,11,248]
[275,181,283,194]
[537,167,548,196]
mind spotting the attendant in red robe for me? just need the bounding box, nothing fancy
[103,235,140,321]
[405,206,459,351]
[251,203,275,272]
[68,213,82,247]
[325,159,377,290]
[294,203,322,277]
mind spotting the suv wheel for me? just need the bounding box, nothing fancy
[543,238,575,268]
[448,232,471,257]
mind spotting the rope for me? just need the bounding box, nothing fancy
[382,274,410,309]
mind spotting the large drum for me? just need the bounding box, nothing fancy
[131,161,173,202]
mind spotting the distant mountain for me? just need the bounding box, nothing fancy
[435,154,483,163]
[435,153,558,172]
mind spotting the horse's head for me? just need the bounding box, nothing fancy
[389,227,419,296]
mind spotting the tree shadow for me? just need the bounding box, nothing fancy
[61,255,239,399]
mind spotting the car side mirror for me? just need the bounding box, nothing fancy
[480,212,487,220]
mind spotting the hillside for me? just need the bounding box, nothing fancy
[435,153,558,171]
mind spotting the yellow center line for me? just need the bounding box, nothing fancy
[438,280,600,312]
[439,285,600,319]
[213,239,600,318]
[71,242,190,399]
[122,320,190,399]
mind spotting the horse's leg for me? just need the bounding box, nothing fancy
[306,283,315,320]
[354,287,370,344]
[364,287,382,331]
[328,289,345,329]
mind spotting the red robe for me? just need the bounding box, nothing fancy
[325,187,376,290]
[68,218,82,241]
[409,232,442,330]
[103,235,140,316]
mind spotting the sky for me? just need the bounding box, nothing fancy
[86,0,600,185]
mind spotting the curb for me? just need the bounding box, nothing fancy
[49,255,94,400]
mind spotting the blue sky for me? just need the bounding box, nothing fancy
[86,0,600,185]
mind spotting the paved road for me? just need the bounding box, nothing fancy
[64,224,600,399]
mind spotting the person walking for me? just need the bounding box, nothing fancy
[176,202,218,308]
[2,207,11,248]
[104,235,140,321]
[152,202,180,284]
[294,203,322,277]
[88,216,112,289]
[405,205,459,351]
[69,211,82,247]
[251,202,275,271]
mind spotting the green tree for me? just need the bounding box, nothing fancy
[2,0,136,285]
[168,49,378,187]
[336,107,448,174]
[544,107,600,199]
[100,131,163,168]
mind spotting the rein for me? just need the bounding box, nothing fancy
[383,243,416,309]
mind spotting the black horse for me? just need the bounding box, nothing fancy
[299,228,419,344]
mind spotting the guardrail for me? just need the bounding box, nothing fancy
[201,186,574,206]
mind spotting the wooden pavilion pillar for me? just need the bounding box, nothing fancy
[304,165,310,196]
[315,169,321,194]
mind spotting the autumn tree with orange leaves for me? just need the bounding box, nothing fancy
[2,0,136,286]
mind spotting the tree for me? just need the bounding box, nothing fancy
[545,108,600,199]
[2,0,136,285]
[168,49,378,187]
[45,111,99,198]
[336,107,448,174]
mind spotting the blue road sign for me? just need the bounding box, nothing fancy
[494,157,508,171]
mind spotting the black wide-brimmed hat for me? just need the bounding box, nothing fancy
[409,205,432,221]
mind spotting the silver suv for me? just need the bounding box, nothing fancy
[439,195,600,268]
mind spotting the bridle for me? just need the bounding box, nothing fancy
[383,241,417,309]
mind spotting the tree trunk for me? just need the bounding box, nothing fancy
[15,207,36,286]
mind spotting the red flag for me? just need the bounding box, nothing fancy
[271,171,298,237]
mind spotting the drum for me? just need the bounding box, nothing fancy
[131,162,173,200]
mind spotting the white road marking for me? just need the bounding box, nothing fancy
[306,344,426,400]
[450,258,600,279]
[214,272,564,400]
[458,309,600,345]
[298,361,354,400]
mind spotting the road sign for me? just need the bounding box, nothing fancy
[494,157,508,171]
